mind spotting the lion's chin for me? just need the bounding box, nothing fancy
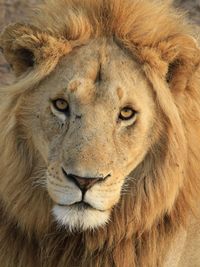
[52,205,111,231]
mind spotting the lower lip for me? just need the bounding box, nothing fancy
[58,202,93,210]
[57,202,108,212]
[75,202,93,210]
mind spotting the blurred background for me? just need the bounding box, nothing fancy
[0,0,200,85]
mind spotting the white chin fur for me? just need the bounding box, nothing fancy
[53,205,110,231]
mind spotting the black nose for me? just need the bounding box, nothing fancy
[63,171,102,191]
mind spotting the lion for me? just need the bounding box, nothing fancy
[0,0,200,266]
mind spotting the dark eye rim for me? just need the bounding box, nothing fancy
[52,98,69,113]
[119,107,137,121]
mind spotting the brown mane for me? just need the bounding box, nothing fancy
[0,0,200,266]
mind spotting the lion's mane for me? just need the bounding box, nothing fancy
[0,0,200,266]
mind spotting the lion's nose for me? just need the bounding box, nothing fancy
[65,172,102,191]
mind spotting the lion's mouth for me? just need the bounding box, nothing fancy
[57,201,107,212]
[58,201,92,209]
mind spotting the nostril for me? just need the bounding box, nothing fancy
[68,174,101,190]
[74,176,100,190]
[62,168,102,190]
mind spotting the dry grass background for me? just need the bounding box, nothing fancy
[0,0,199,85]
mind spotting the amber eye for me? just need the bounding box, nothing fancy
[53,99,69,112]
[119,107,136,121]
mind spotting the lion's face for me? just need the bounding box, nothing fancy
[21,40,157,231]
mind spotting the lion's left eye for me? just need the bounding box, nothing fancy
[119,107,136,121]
[53,99,69,112]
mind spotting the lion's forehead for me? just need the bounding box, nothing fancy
[40,40,144,102]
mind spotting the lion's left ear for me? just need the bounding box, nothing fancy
[160,35,200,92]
[0,23,71,76]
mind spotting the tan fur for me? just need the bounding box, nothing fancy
[0,0,200,266]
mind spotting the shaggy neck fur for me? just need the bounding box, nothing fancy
[0,0,200,266]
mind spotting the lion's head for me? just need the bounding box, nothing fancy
[0,0,199,239]
[13,39,162,231]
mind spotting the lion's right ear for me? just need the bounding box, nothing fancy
[0,23,71,76]
[160,35,200,92]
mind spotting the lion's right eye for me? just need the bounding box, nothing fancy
[119,107,136,121]
[52,99,69,113]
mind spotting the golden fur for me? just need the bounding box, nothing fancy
[0,0,200,266]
